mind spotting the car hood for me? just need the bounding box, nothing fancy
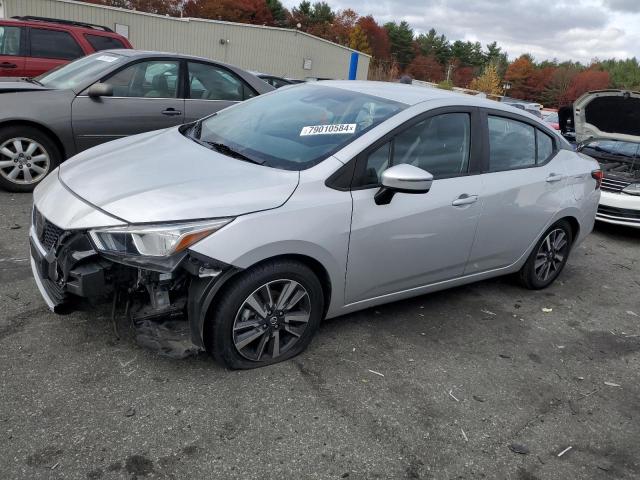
[574,89,640,143]
[59,127,300,224]
[0,81,53,93]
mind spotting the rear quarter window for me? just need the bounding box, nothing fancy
[30,28,83,60]
[84,34,126,52]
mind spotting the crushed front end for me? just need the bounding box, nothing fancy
[29,202,236,352]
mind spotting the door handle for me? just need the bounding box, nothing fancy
[161,108,182,116]
[0,62,17,68]
[452,194,478,206]
[546,173,564,183]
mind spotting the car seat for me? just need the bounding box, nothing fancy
[145,75,171,98]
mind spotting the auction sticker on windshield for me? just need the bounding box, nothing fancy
[300,124,356,136]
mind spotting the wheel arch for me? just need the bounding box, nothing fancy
[0,120,66,159]
[190,253,334,349]
[559,215,580,244]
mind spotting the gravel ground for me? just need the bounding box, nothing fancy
[1,190,639,480]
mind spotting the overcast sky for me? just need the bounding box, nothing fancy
[282,0,640,63]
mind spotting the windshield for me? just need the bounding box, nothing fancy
[36,52,127,90]
[544,113,559,123]
[194,84,406,170]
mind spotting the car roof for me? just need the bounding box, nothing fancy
[1,17,117,35]
[100,49,250,71]
[317,80,543,120]
[102,49,221,62]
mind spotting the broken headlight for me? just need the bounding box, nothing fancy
[89,218,233,257]
[622,183,640,196]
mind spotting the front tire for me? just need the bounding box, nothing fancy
[206,260,324,369]
[518,220,573,289]
[0,126,61,193]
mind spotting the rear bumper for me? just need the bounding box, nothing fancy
[596,190,640,228]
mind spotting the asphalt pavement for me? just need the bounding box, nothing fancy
[1,190,639,479]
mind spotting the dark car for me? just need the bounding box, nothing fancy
[253,72,304,89]
[0,16,133,78]
[0,49,274,192]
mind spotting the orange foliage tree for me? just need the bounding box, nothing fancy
[566,68,610,103]
[406,55,444,82]
[183,0,273,24]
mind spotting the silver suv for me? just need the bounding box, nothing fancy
[30,81,601,368]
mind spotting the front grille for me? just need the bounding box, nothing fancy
[597,205,640,223]
[33,208,65,250]
[601,177,631,193]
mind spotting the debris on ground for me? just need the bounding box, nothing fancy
[557,446,572,457]
[368,369,384,377]
[473,395,486,402]
[125,407,136,417]
[604,381,621,387]
[509,443,530,455]
[481,309,496,316]
[9,224,21,230]
[498,354,511,359]
[461,428,468,442]
[542,308,553,313]
[448,390,460,402]
[626,311,638,317]
[134,318,202,359]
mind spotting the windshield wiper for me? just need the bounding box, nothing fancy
[21,77,43,86]
[205,141,265,165]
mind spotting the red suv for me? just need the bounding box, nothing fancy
[0,16,132,78]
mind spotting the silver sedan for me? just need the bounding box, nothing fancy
[30,81,601,368]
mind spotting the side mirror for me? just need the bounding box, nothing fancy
[374,164,433,205]
[87,83,113,98]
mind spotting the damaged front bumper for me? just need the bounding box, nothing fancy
[29,207,237,348]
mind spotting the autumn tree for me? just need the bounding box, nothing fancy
[504,54,536,98]
[406,54,444,82]
[469,63,502,94]
[566,68,610,103]
[349,25,371,55]
[541,66,579,107]
[86,0,182,16]
[183,0,273,24]
[331,9,358,45]
[453,65,475,87]
[357,16,390,61]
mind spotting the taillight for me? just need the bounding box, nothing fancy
[591,169,603,190]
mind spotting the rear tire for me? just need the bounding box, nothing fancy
[0,125,61,193]
[518,220,573,289]
[206,260,324,369]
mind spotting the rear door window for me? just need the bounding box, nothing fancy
[30,28,83,60]
[0,26,22,55]
[488,116,536,171]
[188,62,255,101]
[536,130,553,163]
[84,34,126,51]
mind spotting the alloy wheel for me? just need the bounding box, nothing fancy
[534,228,568,282]
[232,279,311,361]
[0,137,50,185]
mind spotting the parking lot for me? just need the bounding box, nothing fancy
[0,190,638,479]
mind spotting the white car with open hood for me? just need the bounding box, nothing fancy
[575,89,640,228]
